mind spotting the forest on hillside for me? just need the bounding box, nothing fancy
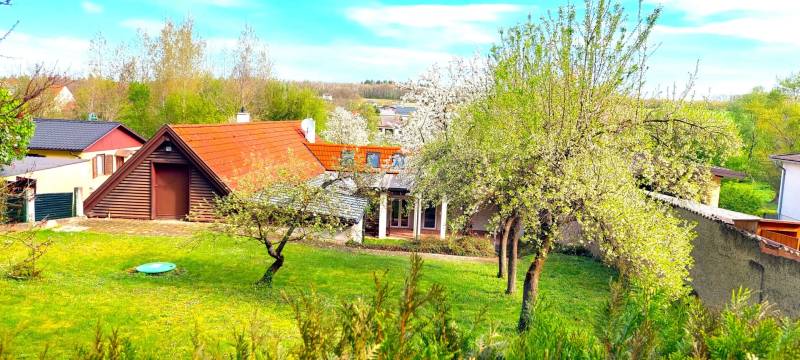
[0,18,404,138]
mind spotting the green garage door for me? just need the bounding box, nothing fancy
[35,193,74,221]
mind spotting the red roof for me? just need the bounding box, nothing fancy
[305,142,403,173]
[170,121,325,188]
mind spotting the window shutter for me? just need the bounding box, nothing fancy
[103,155,113,175]
[92,157,97,178]
[116,156,124,171]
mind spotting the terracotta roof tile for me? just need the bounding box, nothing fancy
[305,143,403,173]
[170,121,325,189]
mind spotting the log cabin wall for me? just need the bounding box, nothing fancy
[87,141,221,220]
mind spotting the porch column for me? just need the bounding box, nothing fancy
[439,197,448,239]
[413,197,421,240]
[378,192,388,239]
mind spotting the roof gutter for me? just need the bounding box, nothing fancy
[776,160,786,220]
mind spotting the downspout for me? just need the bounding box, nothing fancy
[776,161,786,220]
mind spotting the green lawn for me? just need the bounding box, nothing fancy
[0,230,614,358]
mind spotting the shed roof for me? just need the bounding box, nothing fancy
[1,156,88,177]
[169,121,326,189]
[29,118,145,152]
[770,153,800,164]
[710,166,746,179]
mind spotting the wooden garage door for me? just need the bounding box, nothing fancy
[153,163,190,219]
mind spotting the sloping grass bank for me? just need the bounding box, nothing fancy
[0,230,614,357]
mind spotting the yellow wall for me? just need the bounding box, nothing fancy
[705,175,723,208]
[18,146,140,199]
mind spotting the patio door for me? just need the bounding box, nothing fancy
[390,198,410,227]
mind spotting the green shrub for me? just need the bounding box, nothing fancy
[506,304,603,359]
[719,181,775,215]
[356,235,495,257]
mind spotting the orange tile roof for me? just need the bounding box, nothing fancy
[305,142,403,173]
[170,121,325,188]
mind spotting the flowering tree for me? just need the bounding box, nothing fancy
[412,0,740,332]
[322,107,370,145]
[212,159,342,286]
[396,55,490,149]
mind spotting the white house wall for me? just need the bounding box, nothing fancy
[3,161,90,196]
[779,162,800,221]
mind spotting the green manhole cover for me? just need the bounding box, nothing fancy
[135,262,177,274]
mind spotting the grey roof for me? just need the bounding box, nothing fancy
[1,156,88,177]
[770,153,800,164]
[395,106,416,116]
[28,118,143,152]
[323,192,369,223]
[260,175,369,224]
[380,173,414,191]
[648,192,760,225]
[710,166,746,179]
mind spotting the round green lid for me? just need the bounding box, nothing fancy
[135,262,176,274]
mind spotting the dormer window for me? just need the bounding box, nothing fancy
[366,152,380,168]
[391,153,406,169]
[341,150,355,166]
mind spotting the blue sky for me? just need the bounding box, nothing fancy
[1,0,798,97]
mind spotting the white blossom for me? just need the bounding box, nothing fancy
[322,107,370,145]
[396,55,490,150]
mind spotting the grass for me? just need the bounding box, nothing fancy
[0,230,615,358]
[363,236,410,247]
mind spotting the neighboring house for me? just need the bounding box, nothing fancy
[771,153,800,221]
[26,118,146,198]
[378,105,416,137]
[83,118,368,241]
[1,118,145,222]
[706,166,746,208]
[52,85,76,113]
[1,157,90,221]
[304,142,491,240]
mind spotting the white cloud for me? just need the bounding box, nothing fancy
[256,42,454,82]
[120,18,165,35]
[346,4,522,47]
[81,1,103,14]
[651,0,800,46]
[0,32,90,76]
[646,0,800,19]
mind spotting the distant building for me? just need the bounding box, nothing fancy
[52,85,76,111]
[321,93,334,102]
[378,104,416,137]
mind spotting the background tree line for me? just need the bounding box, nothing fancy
[716,73,800,215]
[9,19,331,137]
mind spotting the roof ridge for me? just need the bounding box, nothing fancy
[169,120,302,128]
[34,117,121,125]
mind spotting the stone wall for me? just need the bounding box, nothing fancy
[663,198,800,317]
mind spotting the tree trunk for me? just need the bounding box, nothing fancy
[257,255,284,286]
[517,233,553,332]
[506,218,522,294]
[497,217,514,279]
